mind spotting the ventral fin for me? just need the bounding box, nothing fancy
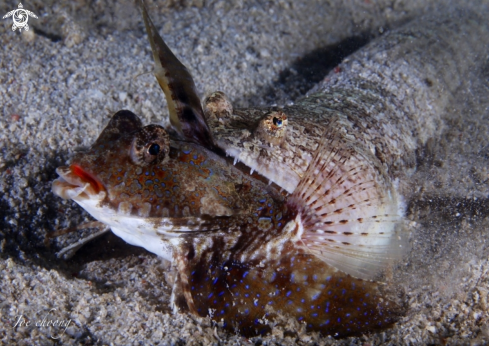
[288,123,406,281]
[137,0,216,150]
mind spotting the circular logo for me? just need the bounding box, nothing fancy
[12,9,28,29]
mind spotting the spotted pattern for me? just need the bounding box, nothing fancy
[57,109,402,338]
[65,110,289,231]
[181,242,400,337]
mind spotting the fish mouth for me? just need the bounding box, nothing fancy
[52,165,106,201]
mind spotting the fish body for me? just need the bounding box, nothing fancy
[52,2,489,338]
[52,109,401,337]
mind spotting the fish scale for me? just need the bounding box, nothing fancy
[52,1,489,339]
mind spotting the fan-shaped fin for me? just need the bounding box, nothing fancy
[288,124,406,281]
[137,0,215,150]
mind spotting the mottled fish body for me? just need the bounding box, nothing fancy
[52,2,489,338]
[210,8,488,197]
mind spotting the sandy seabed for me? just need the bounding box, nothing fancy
[1,0,489,344]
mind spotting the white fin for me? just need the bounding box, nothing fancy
[288,126,406,281]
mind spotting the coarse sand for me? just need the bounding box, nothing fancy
[1,0,489,345]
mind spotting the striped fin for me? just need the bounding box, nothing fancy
[137,0,216,150]
[288,125,406,281]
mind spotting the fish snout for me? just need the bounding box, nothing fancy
[52,165,106,201]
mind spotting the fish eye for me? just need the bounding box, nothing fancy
[255,110,288,146]
[148,143,160,156]
[273,117,283,127]
[131,125,170,166]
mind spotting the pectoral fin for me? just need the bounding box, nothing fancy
[137,0,216,149]
[288,124,406,281]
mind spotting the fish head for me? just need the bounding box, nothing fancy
[53,111,167,204]
[203,91,307,194]
[52,110,271,260]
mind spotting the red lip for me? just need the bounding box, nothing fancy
[71,164,105,194]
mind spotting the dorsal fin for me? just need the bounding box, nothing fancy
[288,122,406,281]
[93,110,142,146]
[137,0,216,150]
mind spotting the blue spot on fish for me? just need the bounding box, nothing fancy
[258,217,272,224]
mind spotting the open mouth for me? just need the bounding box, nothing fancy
[52,165,106,201]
